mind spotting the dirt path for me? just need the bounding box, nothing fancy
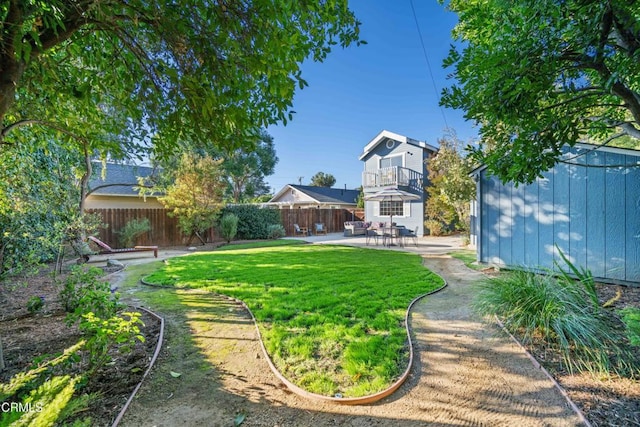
[118,253,584,427]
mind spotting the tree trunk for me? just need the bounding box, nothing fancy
[79,146,92,214]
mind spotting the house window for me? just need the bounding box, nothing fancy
[380,154,403,169]
[380,201,404,217]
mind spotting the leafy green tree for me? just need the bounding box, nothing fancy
[159,153,226,245]
[223,131,278,203]
[310,172,336,187]
[440,0,640,183]
[425,131,475,234]
[0,143,81,277]
[1,1,363,160]
[356,186,365,209]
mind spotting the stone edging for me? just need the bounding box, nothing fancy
[493,316,592,427]
[139,274,448,405]
[111,306,165,427]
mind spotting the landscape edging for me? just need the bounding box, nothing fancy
[139,274,448,405]
[493,316,592,427]
[111,306,165,427]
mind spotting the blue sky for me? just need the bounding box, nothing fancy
[265,1,478,193]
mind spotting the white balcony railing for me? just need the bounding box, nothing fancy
[362,166,423,192]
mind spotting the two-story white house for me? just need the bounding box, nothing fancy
[360,130,438,236]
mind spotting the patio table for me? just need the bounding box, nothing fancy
[383,226,405,247]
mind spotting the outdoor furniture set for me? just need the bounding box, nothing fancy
[343,221,370,236]
[363,223,419,247]
[294,223,328,236]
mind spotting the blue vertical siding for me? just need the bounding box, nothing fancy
[478,145,640,284]
[537,174,555,268]
[586,151,606,278]
[553,162,570,265]
[569,152,587,269]
[625,154,640,282]
[511,183,526,266]
[604,152,626,281]
[524,178,540,267]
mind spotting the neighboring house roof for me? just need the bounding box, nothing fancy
[359,129,438,160]
[89,162,158,197]
[268,184,360,206]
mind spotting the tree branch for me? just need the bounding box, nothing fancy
[1,118,89,144]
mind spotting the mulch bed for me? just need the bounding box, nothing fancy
[0,266,160,427]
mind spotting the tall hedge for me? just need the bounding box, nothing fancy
[219,205,281,240]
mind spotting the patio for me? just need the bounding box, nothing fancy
[284,232,466,256]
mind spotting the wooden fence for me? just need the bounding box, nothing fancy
[280,208,363,236]
[85,208,364,247]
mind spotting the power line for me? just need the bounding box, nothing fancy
[409,0,450,130]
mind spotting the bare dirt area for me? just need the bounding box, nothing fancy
[1,246,639,426]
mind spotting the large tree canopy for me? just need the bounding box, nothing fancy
[1,1,363,158]
[222,130,278,203]
[441,0,640,183]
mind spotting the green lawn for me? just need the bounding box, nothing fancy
[449,249,482,270]
[143,241,444,397]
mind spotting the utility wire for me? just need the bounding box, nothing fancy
[409,0,450,130]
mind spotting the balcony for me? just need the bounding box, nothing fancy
[362,167,423,193]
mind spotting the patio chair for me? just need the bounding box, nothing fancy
[87,236,158,258]
[314,223,327,235]
[365,228,380,246]
[402,226,419,246]
[293,224,308,236]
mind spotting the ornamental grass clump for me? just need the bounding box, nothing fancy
[474,253,636,377]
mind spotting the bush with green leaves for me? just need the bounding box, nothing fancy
[474,254,636,376]
[219,205,281,239]
[59,266,121,326]
[79,311,145,375]
[621,307,640,347]
[266,224,286,239]
[27,296,44,313]
[0,341,88,427]
[117,218,151,247]
[219,213,239,243]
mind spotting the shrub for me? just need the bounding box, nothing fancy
[27,296,44,313]
[474,265,632,376]
[0,341,86,427]
[621,307,640,347]
[116,218,151,247]
[219,205,281,239]
[266,224,286,239]
[425,219,444,236]
[59,266,120,326]
[79,311,145,375]
[219,213,239,243]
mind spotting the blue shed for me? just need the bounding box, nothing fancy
[470,143,640,285]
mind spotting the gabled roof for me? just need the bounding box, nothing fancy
[89,162,158,197]
[359,129,438,160]
[269,184,359,205]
